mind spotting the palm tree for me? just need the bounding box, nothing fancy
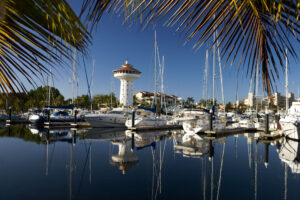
[81,0,300,95]
[0,0,90,93]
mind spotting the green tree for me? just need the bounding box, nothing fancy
[225,102,233,112]
[199,99,206,107]
[92,93,118,109]
[25,86,66,109]
[75,95,91,109]
[185,97,195,108]
[237,102,247,114]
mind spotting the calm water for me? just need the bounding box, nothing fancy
[0,125,299,200]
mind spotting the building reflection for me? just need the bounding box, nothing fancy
[110,138,139,174]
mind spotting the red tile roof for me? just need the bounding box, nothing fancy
[113,61,141,74]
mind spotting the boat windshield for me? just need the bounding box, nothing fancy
[108,111,124,114]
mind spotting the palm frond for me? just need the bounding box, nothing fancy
[82,0,300,96]
[0,0,90,93]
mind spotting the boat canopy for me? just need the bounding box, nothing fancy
[137,105,156,113]
[53,111,69,116]
[44,104,74,110]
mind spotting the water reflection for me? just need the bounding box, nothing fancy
[0,126,300,199]
[279,138,300,173]
[110,138,139,174]
[174,132,209,158]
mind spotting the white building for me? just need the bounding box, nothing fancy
[113,60,141,107]
[135,91,184,107]
[244,92,254,107]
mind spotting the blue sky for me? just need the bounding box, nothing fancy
[40,2,300,103]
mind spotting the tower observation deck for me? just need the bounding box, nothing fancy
[113,60,141,107]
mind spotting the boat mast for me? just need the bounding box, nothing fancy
[205,50,209,106]
[154,30,157,107]
[212,30,216,106]
[216,29,225,109]
[285,48,289,111]
[91,60,95,110]
[255,62,259,112]
[72,49,77,104]
[235,78,239,115]
[47,76,51,106]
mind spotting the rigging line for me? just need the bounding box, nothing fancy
[72,48,77,104]
[76,143,92,197]
[151,146,156,200]
[203,157,206,200]
[210,153,214,200]
[48,142,56,170]
[284,163,288,200]
[82,56,92,101]
[158,139,167,195]
[216,142,226,200]
[254,142,257,200]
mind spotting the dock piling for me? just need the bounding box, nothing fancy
[264,143,269,168]
[275,114,281,130]
[209,112,213,131]
[131,133,135,151]
[47,110,50,122]
[46,129,50,141]
[209,140,214,159]
[73,130,77,145]
[74,110,78,124]
[8,107,11,121]
[264,113,269,134]
[131,110,136,128]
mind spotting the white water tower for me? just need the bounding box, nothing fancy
[113,60,141,107]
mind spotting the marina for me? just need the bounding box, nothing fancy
[0,125,299,199]
[1,1,300,199]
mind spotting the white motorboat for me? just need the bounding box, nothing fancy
[85,108,131,128]
[280,102,300,140]
[125,109,167,128]
[279,138,300,173]
[177,109,226,134]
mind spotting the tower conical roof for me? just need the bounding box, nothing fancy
[113,60,141,74]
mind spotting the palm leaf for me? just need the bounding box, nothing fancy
[0,0,90,93]
[82,0,300,96]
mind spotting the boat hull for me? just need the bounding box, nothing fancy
[125,118,167,128]
[280,121,300,140]
[85,116,126,128]
[182,119,226,134]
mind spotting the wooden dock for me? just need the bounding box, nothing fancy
[258,130,284,143]
[44,121,91,128]
[203,127,261,139]
[5,119,28,125]
[128,125,182,132]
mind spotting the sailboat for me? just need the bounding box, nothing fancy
[180,46,225,134]
[125,30,167,128]
[279,49,300,140]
